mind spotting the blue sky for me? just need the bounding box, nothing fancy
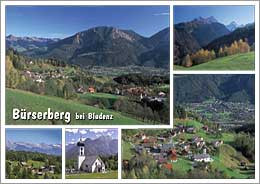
[174,5,254,25]
[6,6,169,38]
[65,129,118,145]
[6,128,62,144]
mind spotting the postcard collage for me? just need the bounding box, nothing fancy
[0,1,259,183]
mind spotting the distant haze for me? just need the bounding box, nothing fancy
[6,128,61,145]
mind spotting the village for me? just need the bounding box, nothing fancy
[122,112,256,179]
[183,99,255,128]
[123,124,225,172]
[5,151,62,179]
[22,64,167,102]
[23,67,69,84]
[8,161,56,176]
[7,49,170,125]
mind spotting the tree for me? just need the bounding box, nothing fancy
[6,56,20,88]
[6,161,11,178]
[45,80,58,96]
[62,82,75,99]
[218,47,225,57]
[210,50,216,60]
[238,39,250,53]
[233,133,255,161]
[44,172,49,179]
[223,46,229,56]
[182,54,193,67]
[21,168,28,179]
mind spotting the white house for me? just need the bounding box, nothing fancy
[193,153,213,162]
[77,138,105,173]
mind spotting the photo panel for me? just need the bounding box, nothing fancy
[173,5,255,71]
[122,74,255,179]
[0,0,259,183]
[5,128,62,179]
[5,5,170,126]
[65,128,119,179]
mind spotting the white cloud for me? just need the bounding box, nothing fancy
[79,129,87,135]
[67,141,75,145]
[107,132,113,136]
[89,129,108,133]
[153,12,170,16]
[77,137,86,141]
[66,129,78,134]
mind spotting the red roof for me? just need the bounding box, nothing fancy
[163,163,173,170]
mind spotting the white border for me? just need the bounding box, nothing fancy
[1,1,259,184]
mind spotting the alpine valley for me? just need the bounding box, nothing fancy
[6,26,170,125]
[174,16,255,70]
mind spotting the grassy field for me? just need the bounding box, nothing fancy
[6,88,145,125]
[79,92,119,101]
[27,160,45,168]
[212,144,253,179]
[66,171,118,179]
[174,52,254,71]
[174,119,236,143]
[171,158,192,173]
[122,140,135,160]
[79,92,120,108]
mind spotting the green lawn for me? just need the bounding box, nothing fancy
[6,88,145,125]
[174,52,254,71]
[172,158,192,173]
[79,92,120,101]
[66,171,118,179]
[174,119,236,143]
[27,160,45,168]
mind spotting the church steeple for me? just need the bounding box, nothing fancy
[77,137,85,170]
[77,137,85,156]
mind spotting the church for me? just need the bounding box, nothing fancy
[77,138,106,173]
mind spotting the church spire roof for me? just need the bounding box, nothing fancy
[77,137,85,147]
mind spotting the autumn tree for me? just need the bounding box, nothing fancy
[238,39,250,53]
[218,47,225,57]
[182,54,193,67]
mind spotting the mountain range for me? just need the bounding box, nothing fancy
[7,26,170,69]
[226,21,243,31]
[66,135,118,159]
[6,140,62,156]
[174,16,255,65]
[174,74,255,104]
[6,35,59,53]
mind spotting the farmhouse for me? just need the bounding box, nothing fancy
[186,127,196,133]
[77,138,105,173]
[193,149,213,162]
[193,153,213,162]
[77,86,85,94]
[212,140,223,148]
[88,87,95,93]
[161,143,174,152]
[168,149,178,162]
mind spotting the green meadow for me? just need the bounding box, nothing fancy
[174,52,254,71]
[66,171,118,179]
[6,88,145,125]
